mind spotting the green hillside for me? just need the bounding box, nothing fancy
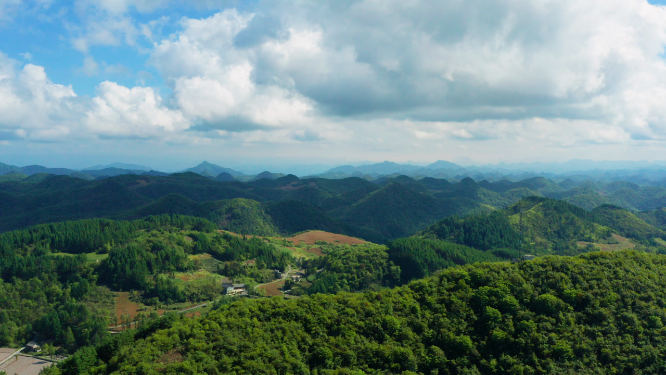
[591,205,665,242]
[421,197,614,255]
[48,251,666,374]
[507,197,612,253]
[205,199,280,237]
[637,207,666,231]
[4,172,666,244]
[338,182,483,242]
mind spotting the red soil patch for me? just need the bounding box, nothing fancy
[114,292,141,322]
[259,280,285,296]
[113,292,167,327]
[184,311,202,318]
[287,231,367,245]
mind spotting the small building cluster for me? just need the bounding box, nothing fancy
[222,283,248,296]
[26,341,41,352]
[290,271,305,282]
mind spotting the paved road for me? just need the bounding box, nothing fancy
[0,347,24,367]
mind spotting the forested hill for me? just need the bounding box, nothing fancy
[47,251,666,374]
[421,197,666,255]
[5,215,486,354]
[4,172,666,243]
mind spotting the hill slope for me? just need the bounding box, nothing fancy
[338,182,484,242]
[53,251,666,374]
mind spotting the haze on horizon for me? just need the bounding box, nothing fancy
[2,0,666,170]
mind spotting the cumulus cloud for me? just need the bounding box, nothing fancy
[86,81,188,138]
[151,9,321,139]
[136,0,666,147]
[0,53,80,141]
[5,0,666,158]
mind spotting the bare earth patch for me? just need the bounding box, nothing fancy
[259,280,285,296]
[115,292,141,322]
[287,231,367,245]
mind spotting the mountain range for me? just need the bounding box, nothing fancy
[9,159,666,186]
[4,170,666,243]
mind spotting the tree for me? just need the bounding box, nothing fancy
[63,327,76,352]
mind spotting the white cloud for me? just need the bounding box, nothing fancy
[0,53,80,141]
[86,81,189,138]
[19,52,31,60]
[5,0,666,160]
[69,13,139,52]
[151,9,321,140]
[79,55,99,76]
[136,1,666,149]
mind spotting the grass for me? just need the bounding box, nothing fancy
[188,253,220,272]
[655,238,666,247]
[51,252,109,264]
[80,286,116,322]
[174,269,224,282]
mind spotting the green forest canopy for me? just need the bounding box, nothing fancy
[45,251,666,374]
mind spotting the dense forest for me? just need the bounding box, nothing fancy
[2,215,495,356]
[0,215,300,350]
[4,170,666,373]
[41,251,666,374]
[3,171,666,243]
[420,197,666,256]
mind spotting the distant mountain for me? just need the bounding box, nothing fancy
[213,172,236,182]
[323,161,421,177]
[82,167,143,178]
[425,160,462,170]
[4,169,666,245]
[182,161,244,177]
[141,170,170,177]
[251,171,284,181]
[19,165,76,175]
[0,162,20,175]
[83,162,153,171]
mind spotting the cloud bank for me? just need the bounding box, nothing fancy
[1,0,666,162]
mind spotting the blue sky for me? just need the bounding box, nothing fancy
[1,0,666,171]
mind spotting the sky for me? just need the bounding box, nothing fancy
[1,0,666,171]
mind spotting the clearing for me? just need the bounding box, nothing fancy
[259,279,285,297]
[114,292,143,323]
[51,252,108,264]
[578,234,636,252]
[287,231,367,245]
